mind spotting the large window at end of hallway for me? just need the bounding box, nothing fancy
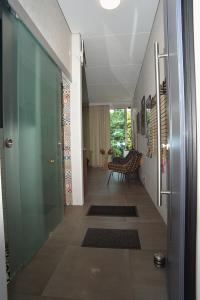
[110,108,133,157]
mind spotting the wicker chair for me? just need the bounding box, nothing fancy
[112,149,137,164]
[107,151,142,185]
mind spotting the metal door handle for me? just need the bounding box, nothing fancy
[154,42,171,207]
[48,159,55,164]
[5,138,14,148]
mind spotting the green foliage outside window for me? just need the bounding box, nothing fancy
[126,109,132,150]
[110,108,132,157]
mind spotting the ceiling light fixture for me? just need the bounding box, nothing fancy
[100,0,121,10]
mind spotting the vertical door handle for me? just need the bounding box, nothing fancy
[154,42,171,207]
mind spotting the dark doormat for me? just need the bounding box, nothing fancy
[82,228,141,249]
[87,205,138,217]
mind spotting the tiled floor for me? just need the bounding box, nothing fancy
[8,168,167,300]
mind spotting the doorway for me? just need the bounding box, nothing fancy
[81,0,197,298]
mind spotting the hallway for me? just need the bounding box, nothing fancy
[8,168,167,300]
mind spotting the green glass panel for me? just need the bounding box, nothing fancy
[3,6,63,276]
[2,6,23,276]
[40,43,63,234]
[17,21,63,264]
[17,23,45,262]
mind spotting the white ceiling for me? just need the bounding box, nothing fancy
[58,0,159,104]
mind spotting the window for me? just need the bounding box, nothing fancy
[110,108,133,156]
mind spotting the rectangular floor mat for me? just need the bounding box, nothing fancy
[82,228,141,249]
[87,205,138,217]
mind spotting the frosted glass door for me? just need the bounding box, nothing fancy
[17,22,63,264]
[40,44,64,234]
[2,5,23,276]
[17,23,46,262]
[3,5,64,276]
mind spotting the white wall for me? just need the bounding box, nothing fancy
[132,0,167,222]
[8,0,72,79]
[71,34,84,205]
[194,0,200,298]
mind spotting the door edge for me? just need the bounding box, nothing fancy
[182,0,197,299]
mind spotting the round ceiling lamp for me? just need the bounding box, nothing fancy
[99,0,121,10]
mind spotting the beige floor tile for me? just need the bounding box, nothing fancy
[43,246,132,300]
[8,243,66,296]
[138,223,167,250]
[8,294,73,300]
[130,250,166,287]
[132,286,168,300]
[8,167,167,300]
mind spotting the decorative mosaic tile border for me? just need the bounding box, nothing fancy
[62,82,72,205]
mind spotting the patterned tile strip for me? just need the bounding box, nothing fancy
[62,82,73,205]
